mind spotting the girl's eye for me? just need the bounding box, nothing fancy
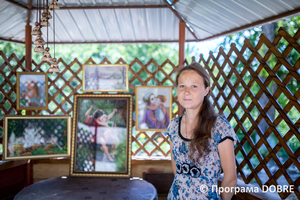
[179,85,184,88]
[192,85,197,88]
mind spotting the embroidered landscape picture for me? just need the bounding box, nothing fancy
[83,65,129,92]
[3,116,70,160]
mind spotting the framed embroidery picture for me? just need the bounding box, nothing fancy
[135,86,172,132]
[70,94,132,178]
[82,64,129,92]
[2,115,71,161]
[16,72,48,110]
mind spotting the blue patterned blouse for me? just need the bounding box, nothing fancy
[167,116,237,200]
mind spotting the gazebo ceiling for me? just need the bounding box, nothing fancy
[1,0,300,44]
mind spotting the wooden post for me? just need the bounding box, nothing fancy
[178,20,185,116]
[25,25,32,116]
[25,160,33,186]
[25,25,32,71]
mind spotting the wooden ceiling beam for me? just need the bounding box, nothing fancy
[5,0,28,9]
[31,5,168,10]
[0,38,200,44]
[199,7,300,42]
[0,37,24,44]
[163,0,200,42]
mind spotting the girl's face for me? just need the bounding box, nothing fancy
[27,82,34,89]
[156,98,161,104]
[177,70,209,112]
[149,94,156,105]
[100,115,108,122]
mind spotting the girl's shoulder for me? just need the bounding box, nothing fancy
[167,116,181,138]
[169,116,181,126]
[212,116,237,145]
[214,116,231,127]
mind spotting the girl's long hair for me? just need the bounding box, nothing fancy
[175,62,218,162]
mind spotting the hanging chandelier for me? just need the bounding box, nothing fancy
[32,0,61,73]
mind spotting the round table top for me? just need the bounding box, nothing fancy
[14,176,158,200]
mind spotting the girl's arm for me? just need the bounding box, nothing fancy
[147,104,160,110]
[95,120,108,127]
[218,139,237,200]
[85,104,93,118]
[107,108,117,120]
[170,141,176,176]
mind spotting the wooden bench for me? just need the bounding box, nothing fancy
[142,172,174,195]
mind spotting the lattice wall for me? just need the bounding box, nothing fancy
[198,27,300,199]
[0,27,299,199]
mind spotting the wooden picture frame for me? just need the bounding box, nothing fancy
[82,64,129,92]
[70,94,132,177]
[16,72,48,110]
[135,86,172,132]
[2,115,71,161]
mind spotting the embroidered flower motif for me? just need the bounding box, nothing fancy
[214,132,222,144]
[179,142,188,155]
[172,183,180,198]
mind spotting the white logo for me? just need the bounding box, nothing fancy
[200,184,209,193]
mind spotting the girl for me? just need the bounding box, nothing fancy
[21,80,40,106]
[167,63,237,200]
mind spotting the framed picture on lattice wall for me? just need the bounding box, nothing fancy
[16,72,48,110]
[2,115,71,161]
[82,64,129,92]
[70,94,132,178]
[135,86,173,132]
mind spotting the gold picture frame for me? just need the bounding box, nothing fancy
[135,86,172,132]
[16,72,48,110]
[2,115,71,161]
[82,64,129,92]
[70,94,132,178]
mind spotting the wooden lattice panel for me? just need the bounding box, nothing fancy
[199,27,300,199]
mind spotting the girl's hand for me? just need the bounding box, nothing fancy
[113,108,118,113]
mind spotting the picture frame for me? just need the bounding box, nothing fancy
[70,94,132,177]
[82,64,129,92]
[2,115,71,161]
[135,86,172,132]
[16,72,48,110]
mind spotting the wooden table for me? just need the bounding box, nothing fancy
[14,176,158,200]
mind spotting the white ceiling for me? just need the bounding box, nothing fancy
[0,0,300,44]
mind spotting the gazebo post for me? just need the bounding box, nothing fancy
[25,0,32,71]
[25,25,32,71]
[178,20,185,116]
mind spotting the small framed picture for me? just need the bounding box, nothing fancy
[2,115,71,161]
[16,72,48,110]
[135,86,172,131]
[82,64,129,92]
[70,94,132,178]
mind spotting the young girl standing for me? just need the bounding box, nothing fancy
[167,63,237,200]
